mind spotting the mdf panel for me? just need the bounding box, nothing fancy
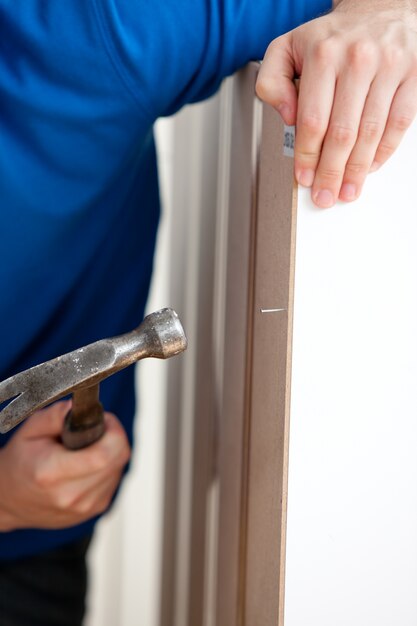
[244,105,296,626]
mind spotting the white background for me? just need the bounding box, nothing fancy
[285,121,417,625]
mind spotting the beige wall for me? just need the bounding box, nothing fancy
[85,117,175,626]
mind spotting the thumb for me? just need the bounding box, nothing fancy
[19,400,72,439]
[256,32,298,125]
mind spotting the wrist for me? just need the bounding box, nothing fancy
[334,0,417,31]
[335,0,416,14]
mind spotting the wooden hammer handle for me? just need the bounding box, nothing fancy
[61,383,105,450]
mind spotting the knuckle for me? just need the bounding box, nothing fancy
[298,113,327,136]
[119,444,131,467]
[327,122,356,147]
[345,160,368,176]
[54,490,76,512]
[318,167,343,182]
[266,35,290,60]
[91,446,111,472]
[110,427,131,457]
[390,114,413,133]
[255,76,280,104]
[111,442,131,471]
[381,45,404,71]
[86,491,114,517]
[90,438,129,473]
[75,499,94,517]
[312,38,339,64]
[295,150,321,167]
[265,37,279,55]
[375,141,394,161]
[33,465,55,489]
[347,41,377,69]
[359,120,382,143]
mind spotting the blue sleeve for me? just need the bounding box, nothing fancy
[92,0,332,119]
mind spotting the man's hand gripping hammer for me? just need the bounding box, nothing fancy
[0,308,187,449]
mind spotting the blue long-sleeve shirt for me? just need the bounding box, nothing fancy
[0,0,330,559]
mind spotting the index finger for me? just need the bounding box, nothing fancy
[256,32,299,125]
[294,41,337,188]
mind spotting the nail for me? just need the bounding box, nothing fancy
[297,168,315,188]
[340,183,357,202]
[313,189,335,208]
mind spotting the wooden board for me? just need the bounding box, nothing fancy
[243,101,296,626]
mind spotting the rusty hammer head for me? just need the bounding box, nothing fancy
[0,308,187,434]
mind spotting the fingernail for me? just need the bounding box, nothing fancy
[370,161,381,173]
[340,183,357,202]
[313,189,335,208]
[297,168,315,187]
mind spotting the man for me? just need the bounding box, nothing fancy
[0,0,415,623]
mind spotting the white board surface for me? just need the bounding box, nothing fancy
[285,123,417,626]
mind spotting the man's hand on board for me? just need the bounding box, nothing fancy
[256,0,417,208]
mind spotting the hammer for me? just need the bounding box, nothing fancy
[0,308,187,449]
